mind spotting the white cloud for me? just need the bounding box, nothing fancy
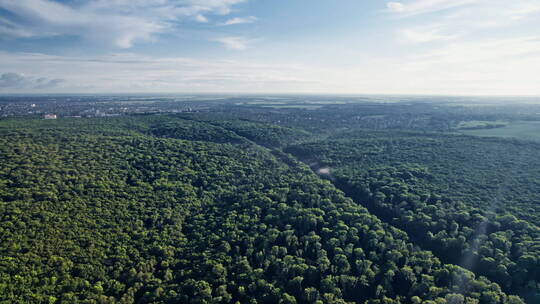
[506,2,540,20]
[400,26,459,43]
[0,52,324,93]
[386,0,540,33]
[0,18,35,38]
[195,15,209,23]
[386,0,480,16]
[381,0,540,95]
[0,0,248,48]
[0,72,64,89]
[213,36,250,50]
[371,36,540,95]
[1,1,539,96]
[221,16,257,26]
[410,36,540,67]
[1,43,539,95]
[387,2,405,12]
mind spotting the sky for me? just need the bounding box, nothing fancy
[0,0,540,95]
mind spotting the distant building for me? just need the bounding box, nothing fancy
[44,114,57,119]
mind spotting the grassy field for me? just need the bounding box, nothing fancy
[263,104,323,109]
[459,120,540,141]
[455,120,508,129]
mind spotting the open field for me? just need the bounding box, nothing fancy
[459,120,540,141]
[455,120,508,130]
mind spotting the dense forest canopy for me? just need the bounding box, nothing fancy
[286,132,540,295]
[1,97,539,304]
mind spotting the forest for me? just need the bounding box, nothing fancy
[286,132,540,296]
[0,102,539,304]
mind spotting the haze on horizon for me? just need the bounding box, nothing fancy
[1,0,540,96]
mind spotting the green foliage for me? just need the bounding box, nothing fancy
[149,118,246,144]
[286,130,540,297]
[175,113,312,147]
[0,117,526,304]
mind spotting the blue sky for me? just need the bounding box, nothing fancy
[1,0,540,95]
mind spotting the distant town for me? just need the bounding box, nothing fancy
[0,95,201,118]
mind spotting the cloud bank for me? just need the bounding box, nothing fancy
[0,72,64,90]
[2,40,539,96]
[0,1,539,95]
[0,0,247,48]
